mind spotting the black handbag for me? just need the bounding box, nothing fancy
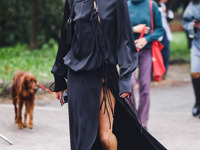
[66,0,77,45]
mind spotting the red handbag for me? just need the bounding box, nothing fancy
[150,0,165,81]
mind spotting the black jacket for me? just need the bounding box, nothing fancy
[51,0,138,95]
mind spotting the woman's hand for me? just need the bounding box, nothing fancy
[135,38,147,49]
[120,92,131,98]
[56,91,64,102]
[133,24,150,34]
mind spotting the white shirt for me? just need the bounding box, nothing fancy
[158,2,174,41]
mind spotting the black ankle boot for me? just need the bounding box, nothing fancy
[192,77,200,117]
[192,105,200,117]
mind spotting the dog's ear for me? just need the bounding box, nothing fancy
[24,78,29,90]
[18,75,27,94]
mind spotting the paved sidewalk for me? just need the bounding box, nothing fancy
[0,64,200,150]
[0,101,70,150]
[147,83,200,150]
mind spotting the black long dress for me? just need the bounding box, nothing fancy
[51,0,167,149]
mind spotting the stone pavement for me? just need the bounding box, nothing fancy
[0,64,200,150]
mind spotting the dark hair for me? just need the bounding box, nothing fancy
[192,0,200,4]
[154,0,172,10]
[154,0,160,6]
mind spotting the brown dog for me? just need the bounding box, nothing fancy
[12,70,38,129]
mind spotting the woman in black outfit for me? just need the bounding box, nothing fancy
[51,0,167,149]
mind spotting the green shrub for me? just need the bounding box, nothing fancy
[170,32,190,60]
[0,32,191,82]
[0,39,58,82]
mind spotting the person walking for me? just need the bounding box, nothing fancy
[155,0,174,78]
[51,0,167,149]
[128,0,164,129]
[183,0,200,117]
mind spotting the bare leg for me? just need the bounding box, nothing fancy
[98,87,117,150]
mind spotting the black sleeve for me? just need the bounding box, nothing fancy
[116,0,138,96]
[51,0,70,92]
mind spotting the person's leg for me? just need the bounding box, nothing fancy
[131,72,137,106]
[161,32,170,75]
[191,45,200,116]
[191,73,200,116]
[125,72,137,111]
[98,86,117,150]
[137,49,152,127]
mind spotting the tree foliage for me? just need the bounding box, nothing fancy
[171,0,189,11]
[0,0,190,48]
[0,0,65,47]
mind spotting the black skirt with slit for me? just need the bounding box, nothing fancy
[67,64,167,150]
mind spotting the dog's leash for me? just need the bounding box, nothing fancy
[37,83,65,106]
[37,83,54,94]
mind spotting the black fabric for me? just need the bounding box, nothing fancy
[192,77,200,106]
[113,100,167,150]
[51,0,138,95]
[66,0,77,44]
[51,0,166,149]
[51,0,70,79]
[67,65,166,150]
[67,68,102,150]
[53,75,67,92]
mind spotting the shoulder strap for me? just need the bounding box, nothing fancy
[68,0,77,22]
[150,0,154,33]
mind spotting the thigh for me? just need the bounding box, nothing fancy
[98,86,116,136]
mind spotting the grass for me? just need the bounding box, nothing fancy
[0,87,2,94]
[170,32,190,60]
[0,39,58,82]
[0,32,190,82]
